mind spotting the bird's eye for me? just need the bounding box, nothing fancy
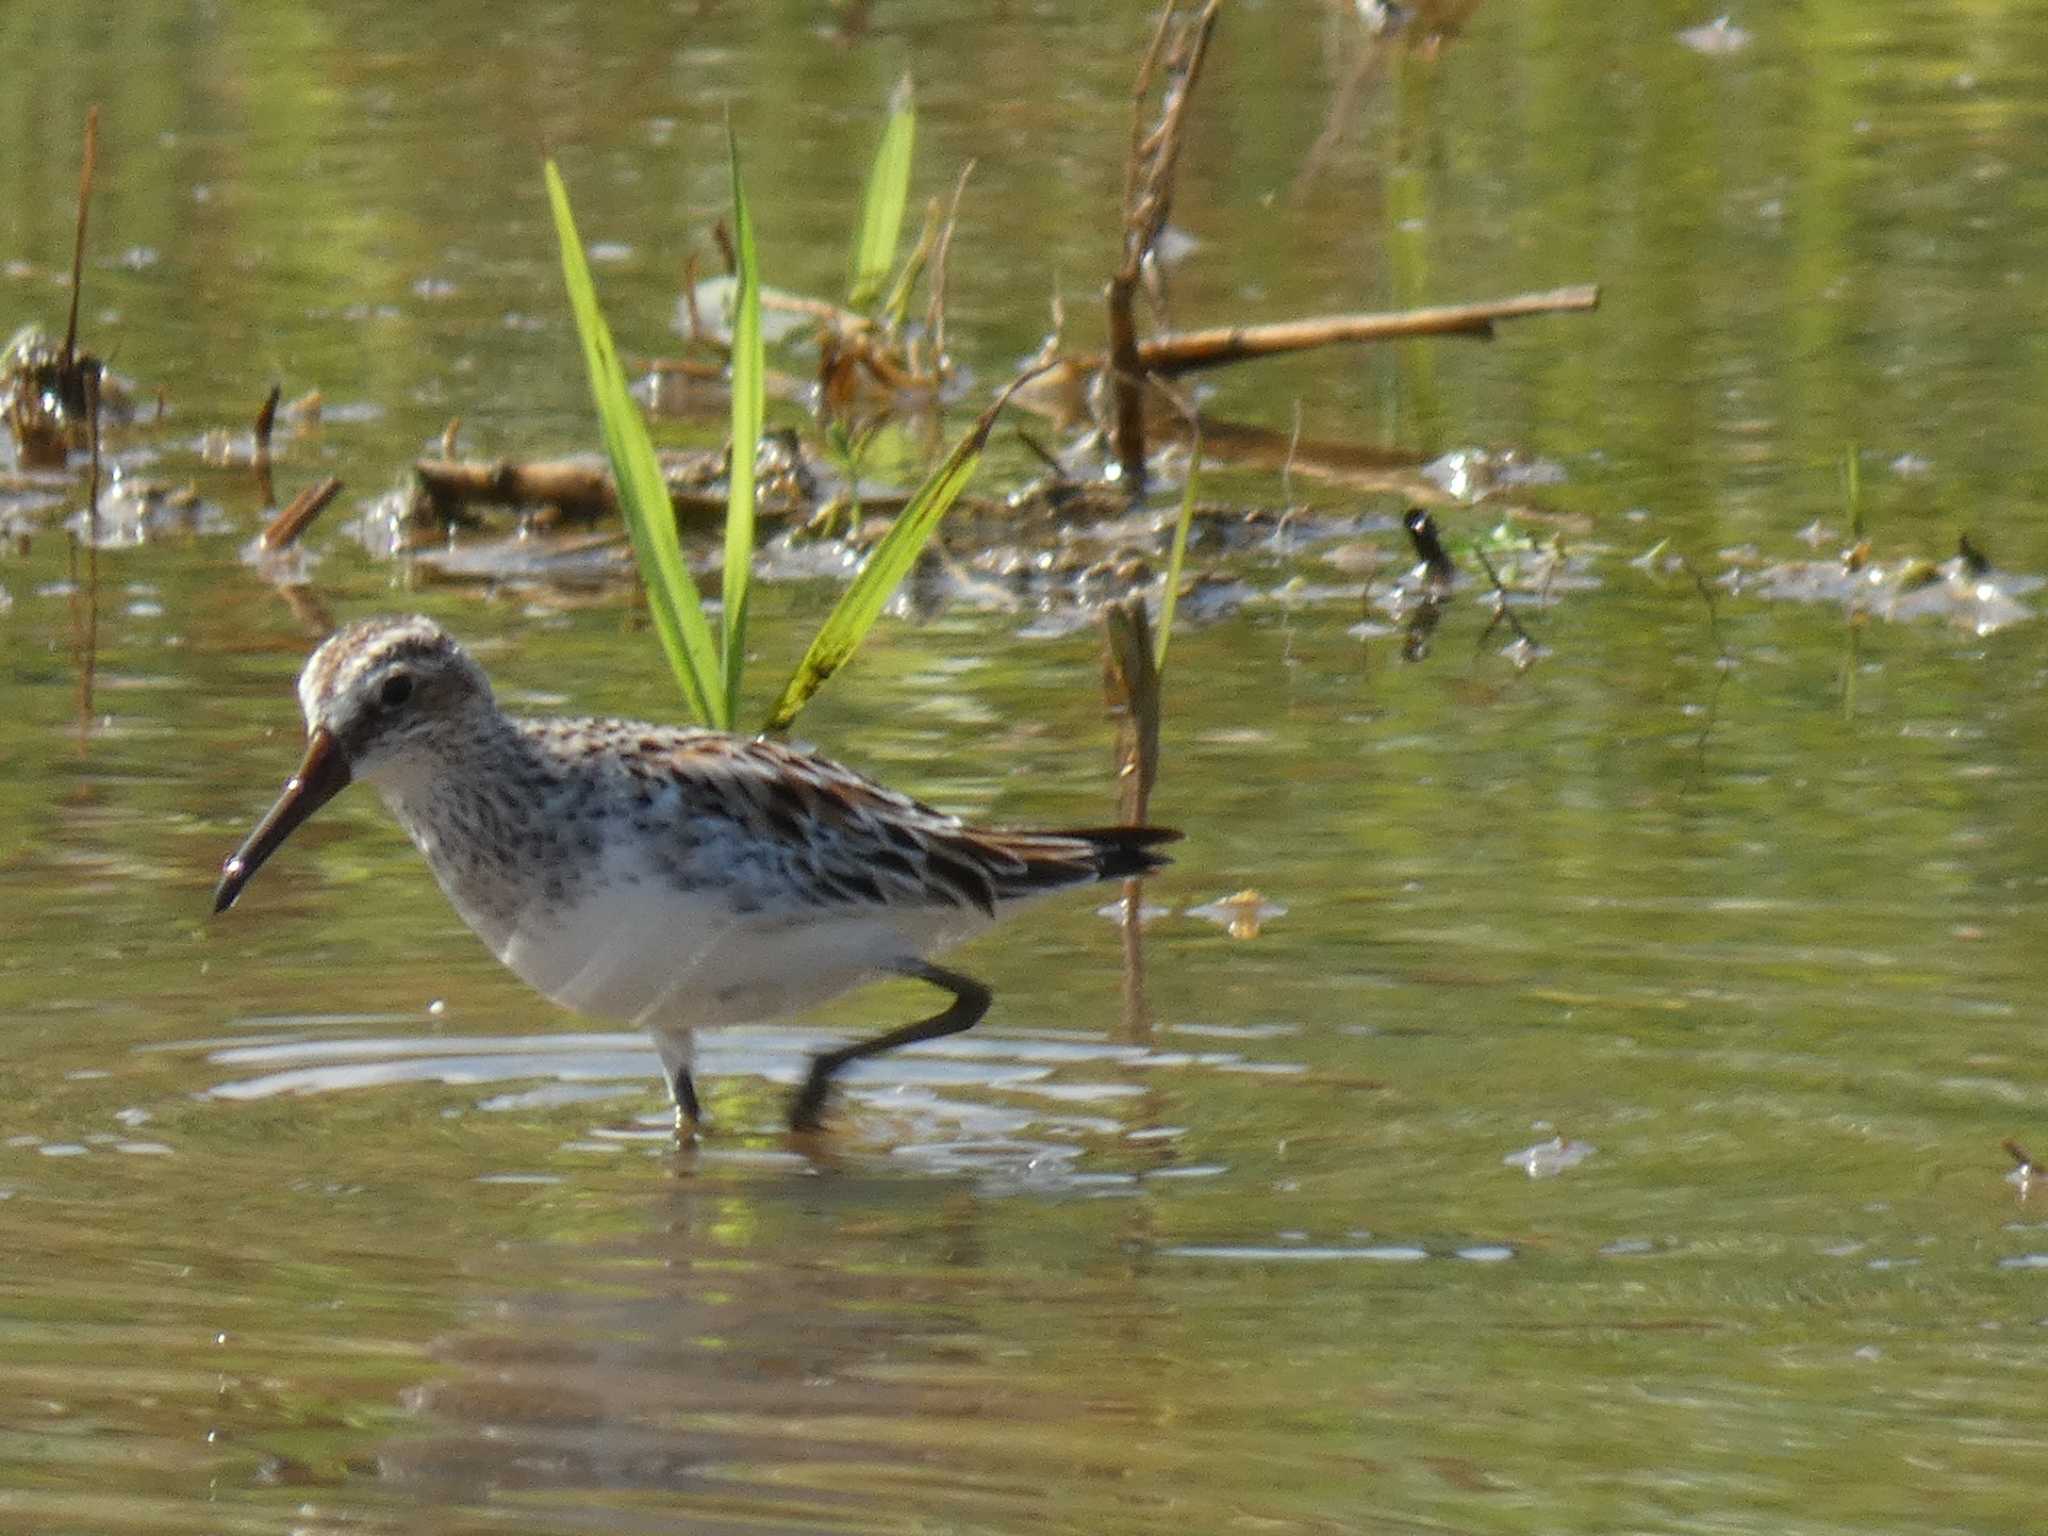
[380,673,415,708]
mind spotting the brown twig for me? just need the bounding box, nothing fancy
[1108,0,1223,493]
[926,159,976,378]
[1124,5,1180,220]
[251,385,280,450]
[1078,286,1602,377]
[1125,3,1220,262]
[253,384,282,459]
[1106,276,1148,491]
[1101,596,1162,826]
[61,108,99,376]
[1102,595,1165,1037]
[260,476,343,552]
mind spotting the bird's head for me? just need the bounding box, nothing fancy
[213,615,493,913]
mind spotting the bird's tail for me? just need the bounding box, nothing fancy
[1052,824,1182,881]
[959,824,1180,904]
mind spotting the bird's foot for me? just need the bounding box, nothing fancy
[787,1059,834,1134]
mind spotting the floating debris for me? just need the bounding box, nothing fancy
[1628,538,1670,572]
[1677,16,1752,54]
[66,469,226,546]
[2,326,132,469]
[1503,1135,1595,1178]
[1187,889,1286,939]
[1421,446,1566,502]
[1744,544,2039,636]
[2007,1139,2037,1200]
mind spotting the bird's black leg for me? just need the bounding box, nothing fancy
[671,1067,702,1126]
[654,1029,701,1134]
[789,961,991,1132]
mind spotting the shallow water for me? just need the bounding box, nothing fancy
[7,3,2048,1532]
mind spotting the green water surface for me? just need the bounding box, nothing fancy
[5,3,2048,1532]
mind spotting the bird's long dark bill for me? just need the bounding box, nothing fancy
[212,727,351,914]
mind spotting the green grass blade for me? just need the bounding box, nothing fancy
[762,370,1038,733]
[545,159,725,727]
[848,75,915,310]
[723,126,763,727]
[1153,433,1201,673]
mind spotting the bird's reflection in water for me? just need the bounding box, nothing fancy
[372,1157,1070,1531]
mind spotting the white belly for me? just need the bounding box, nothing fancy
[488,846,991,1028]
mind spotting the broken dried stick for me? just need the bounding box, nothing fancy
[260,476,343,551]
[253,382,282,456]
[1079,286,1601,377]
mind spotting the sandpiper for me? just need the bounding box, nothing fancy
[213,616,1178,1131]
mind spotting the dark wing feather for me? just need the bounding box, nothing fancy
[962,824,1180,900]
[652,733,1178,916]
